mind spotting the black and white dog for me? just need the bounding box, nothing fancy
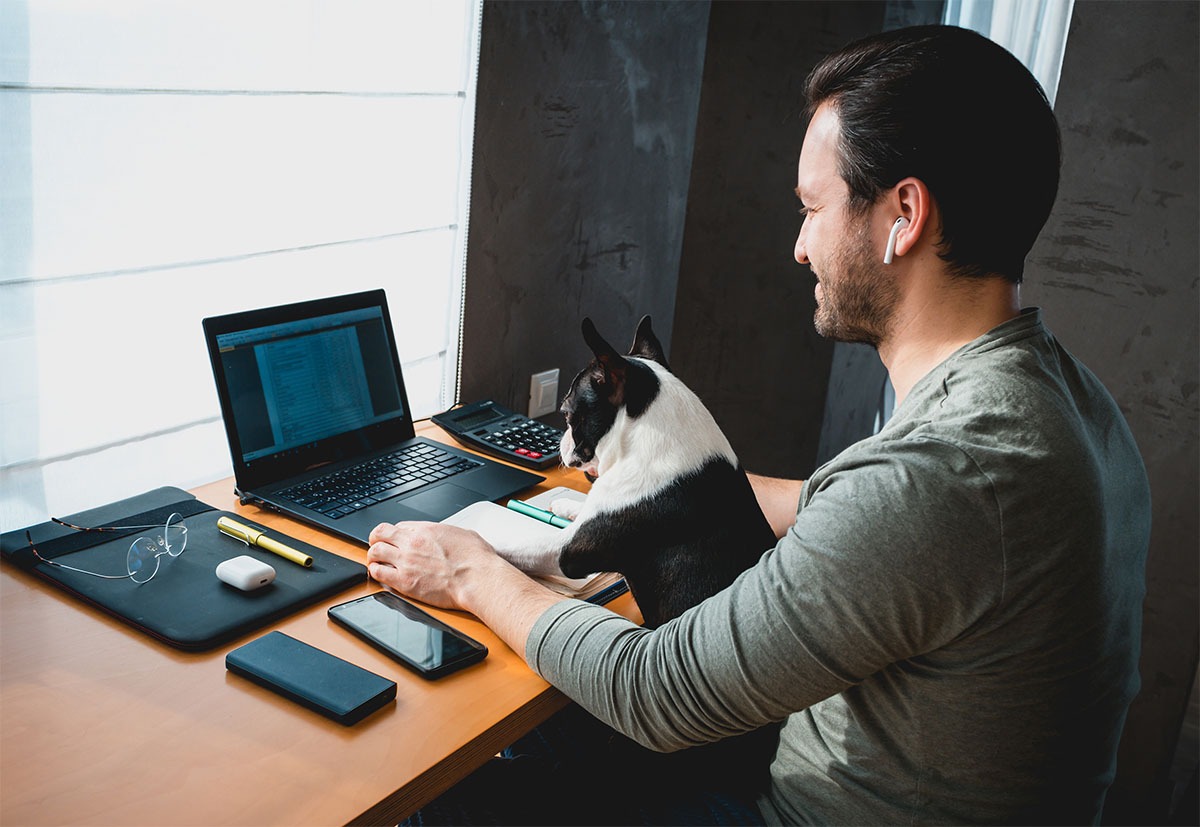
[494,315,777,629]
[494,316,781,794]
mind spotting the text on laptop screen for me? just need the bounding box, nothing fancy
[215,307,405,463]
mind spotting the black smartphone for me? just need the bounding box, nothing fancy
[328,591,488,680]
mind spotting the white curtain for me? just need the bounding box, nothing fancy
[0,0,483,530]
[942,0,1075,105]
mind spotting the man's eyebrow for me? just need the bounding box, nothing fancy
[794,186,805,200]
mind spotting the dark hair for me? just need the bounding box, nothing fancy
[802,25,1061,283]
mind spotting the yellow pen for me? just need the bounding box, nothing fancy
[217,516,313,568]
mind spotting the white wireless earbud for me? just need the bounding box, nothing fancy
[883,216,909,264]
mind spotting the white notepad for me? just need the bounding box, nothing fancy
[441,499,620,600]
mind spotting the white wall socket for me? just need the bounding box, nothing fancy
[528,368,559,418]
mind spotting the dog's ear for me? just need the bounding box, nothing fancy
[628,315,670,371]
[582,318,628,405]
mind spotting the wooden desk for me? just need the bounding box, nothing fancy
[0,421,638,826]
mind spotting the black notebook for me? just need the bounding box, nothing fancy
[0,486,366,650]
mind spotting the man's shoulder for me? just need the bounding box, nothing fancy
[907,322,1124,456]
[810,313,1143,512]
[806,425,1001,519]
[867,327,1145,531]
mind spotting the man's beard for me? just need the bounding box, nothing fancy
[812,223,899,349]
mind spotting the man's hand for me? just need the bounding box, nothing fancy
[367,520,569,656]
[367,521,497,610]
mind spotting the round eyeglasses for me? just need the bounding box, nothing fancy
[24,513,188,585]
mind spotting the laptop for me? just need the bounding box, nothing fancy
[203,290,544,545]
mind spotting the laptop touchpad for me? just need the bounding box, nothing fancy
[401,484,485,521]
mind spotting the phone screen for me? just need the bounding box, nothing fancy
[329,592,486,678]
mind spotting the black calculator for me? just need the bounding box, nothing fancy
[431,400,563,470]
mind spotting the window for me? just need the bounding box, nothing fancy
[942,0,1075,105]
[0,0,483,529]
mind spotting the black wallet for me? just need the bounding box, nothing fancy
[226,631,396,726]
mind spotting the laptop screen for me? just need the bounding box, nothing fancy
[214,305,406,466]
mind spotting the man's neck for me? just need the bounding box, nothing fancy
[880,275,1020,406]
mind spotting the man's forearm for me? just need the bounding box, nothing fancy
[456,555,570,659]
[366,521,571,663]
[747,473,804,538]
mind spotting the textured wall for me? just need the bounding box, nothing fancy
[460,0,710,420]
[1020,2,1200,820]
[670,0,942,478]
[671,1,888,477]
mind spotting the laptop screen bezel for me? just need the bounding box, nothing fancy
[202,289,418,492]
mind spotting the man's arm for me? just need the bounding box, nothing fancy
[747,473,804,538]
[366,521,567,657]
[366,471,804,641]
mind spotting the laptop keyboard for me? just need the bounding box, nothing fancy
[279,443,484,520]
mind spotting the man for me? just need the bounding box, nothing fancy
[369,25,1151,824]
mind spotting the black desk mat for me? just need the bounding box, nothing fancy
[1,486,366,650]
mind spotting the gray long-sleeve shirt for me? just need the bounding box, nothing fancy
[526,309,1151,825]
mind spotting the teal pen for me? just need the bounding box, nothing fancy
[507,499,571,528]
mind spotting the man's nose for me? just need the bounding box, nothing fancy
[794,226,809,265]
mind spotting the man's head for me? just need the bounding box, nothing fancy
[801,24,1061,284]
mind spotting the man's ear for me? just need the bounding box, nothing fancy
[884,177,932,262]
[628,315,670,371]
[581,318,628,404]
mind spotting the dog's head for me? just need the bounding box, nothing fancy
[559,316,669,476]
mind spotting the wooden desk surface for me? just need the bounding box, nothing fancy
[1,421,638,826]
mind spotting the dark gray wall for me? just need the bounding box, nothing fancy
[1020,2,1199,821]
[670,0,942,477]
[460,0,710,418]
[670,1,884,477]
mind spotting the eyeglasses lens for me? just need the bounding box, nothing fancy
[125,514,187,583]
[126,537,162,584]
[163,513,188,557]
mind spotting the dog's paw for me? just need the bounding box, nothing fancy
[489,539,565,576]
[549,497,584,520]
